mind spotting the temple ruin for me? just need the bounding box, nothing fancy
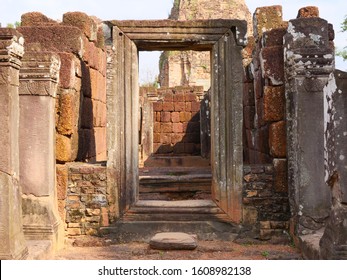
[0,1,346,260]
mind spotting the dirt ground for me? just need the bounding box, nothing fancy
[54,236,301,260]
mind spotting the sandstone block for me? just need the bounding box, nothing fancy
[161,123,172,133]
[174,102,185,112]
[58,52,76,89]
[174,92,184,101]
[172,122,184,133]
[297,6,319,18]
[253,5,285,38]
[162,102,174,111]
[269,121,286,158]
[261,46,284,85]
[161,112,171,123]
[243,106,255,129]
[57,91,76,135]
[63,12,97,42]
[56,134,72,162]
[21,12,56,26]
[263,28,287,47]
[153,122,160,133]
[185,92,197,102]
[273,159,288,193]
[149,232,197,250]
[243,82,255,106]
[171,112,180,123]
[153,101,163,112]
[263,86,285,121]
[57,164,68,200]
[243,207,258,225]
[18,26,84,57]
[160,133,171,145]
[171,133,184,143]
[153,133,160,143]
[185,102,192,111]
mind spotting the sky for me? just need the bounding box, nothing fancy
[1,0,346,82]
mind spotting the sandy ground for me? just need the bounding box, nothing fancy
[53,236,301,260]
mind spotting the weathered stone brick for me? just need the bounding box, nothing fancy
[56,134,72,162]
[153,101,162,112]
[171,133,184,143]
[153,133,161,143]
[253,5,285,38]
[57,91,77,135]
[174,102,185,112]
[21,12,56,26]
[273,159,288,193]
[161,123,172,133]
[297,6,319,18]
[67,228,81,236]
[153,122,160,133]
[161,112,171,123]
[185,92,197,102]
[261,46,284,85]
[262,28,287,47]
[171,112,180,123]
[185,102,192,111]
[263,86,285,121]
[18,25,84,56]
[172,122,184,133]
[269,121,286,158]
[58,52,76,89]
[57,164,68,200]
[160,133,171,144]
[162,102,174,111]
[242,206,258,225]
[174,92,184,101]
[101,207,109,227]
[63,12,98,42]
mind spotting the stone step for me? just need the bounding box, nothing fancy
[100,220,241,242]
[144,156,210,168]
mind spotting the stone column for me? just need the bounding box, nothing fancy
[284,17,334,235]
[19,48,64,250]
[0,28,28,259]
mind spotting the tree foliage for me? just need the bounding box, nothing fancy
[336,15,347,60]
[6,21,21,28]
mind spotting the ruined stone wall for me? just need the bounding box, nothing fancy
[242,165,290,241]
[18,12,107,164]
[243,6,287,165]
[151,86,204,155]
[61,163,108,236]
[17,12,107,229]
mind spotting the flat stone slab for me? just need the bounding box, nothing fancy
[149,232,197,250]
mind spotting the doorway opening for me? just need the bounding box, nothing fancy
[138,50,211,203]
[108,20,245,222]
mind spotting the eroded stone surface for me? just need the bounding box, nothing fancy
[150,232,198,250]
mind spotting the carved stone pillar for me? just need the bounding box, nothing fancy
[284,17,334,235]
[19,48,64,250]
[0,28,28,259]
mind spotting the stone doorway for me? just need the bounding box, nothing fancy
[106,19,246,225]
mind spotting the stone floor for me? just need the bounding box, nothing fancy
[52,235,302,260]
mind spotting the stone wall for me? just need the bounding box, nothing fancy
[18,12,107,163]
[243,165,290,240]
[243,5,287,165]
[151,86,204,155]
[63,163,108,236]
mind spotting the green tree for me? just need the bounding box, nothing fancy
[6,21,21,28]
[336,15,347,60]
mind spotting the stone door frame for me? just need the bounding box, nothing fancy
[107,19,246,222]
